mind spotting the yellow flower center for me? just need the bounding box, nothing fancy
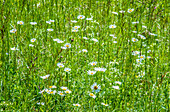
[90,93,94,96]
[91,72,94,75]
[63,88,66,90]
[93,63,95,65]
[133,39,136,41]
[49,86,52,88]
[129,9,132,12]
[140,56,143,58]
[60,65,62,67]
[20,22,22,24]
[80,16,82,18]
[75,104,79,106]
[94,86,98,90]
[66,45,69,47]
[75,26,77,29]
[66,70,69,71]
[65,91,69,93]
[59,93,63,95]
[12,30,15,32]
[50,91,54,94]
[112,26,114,28]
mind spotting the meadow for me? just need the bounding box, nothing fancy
[0,0,169,111]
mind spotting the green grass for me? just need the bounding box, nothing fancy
[0,0,169,111]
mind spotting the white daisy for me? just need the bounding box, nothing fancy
[40,74,50,79]
[82,49,88,53]
[132,38,138,42]
[101,103,109,106]
[61,86,67,91]
[64,68,71,72]
[91,38,98,42]
[31,38,36,42]
[11,47,19,51]
[89,61,97,66]
[89,93,96,99]
[115,81,122,85]
[73,104,81,107]
[57,63,64,68]
[47,29,54,31]
[91,83,101,93]
[77,15,85,19]
[30,22,37,25]
[58,91,65,96]
[17,21,24,25]
[87,70,96,75]
[64,43,71,48]
[127,8,134,13]
[112,86,119,89]
[71,20,77,23]
[10,29,17,33]
[109,25,116,28]
[65,89,71,94]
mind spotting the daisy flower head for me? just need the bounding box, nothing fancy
[91,83,101,93]
[49,19,55,22]
[57,63,64,68]
[64,43,71,48]
[128,8,134,13]
[132,38,138,42]
[77,15,85,19]
[58,91,65,96]
[61,86,67,91]
[53,38,60,41]
[72,29,78,32]
[46,21,51,24]
[17,21,24,25]
[139,55,145,60]
[10,29,17,33]
[91,38,98,42]
[73,104,81,107]
[101,103,109,106]
[30,22,37,25]
[82,49,88,53]
[89,61,97,66]
[87,70,96,75]
[71,20,77,23]
[40,74,50,79]
[115,81,122,85]
[47,29,54,31]
[31,38,36,42]
[65,89,71,94]
[11,47,19,51]
[112,86,119,90]
[112,12,118,15]
[64,68,71,72]
[119,10,125,13]
[86,18,93,20]
[136,59,142,64]
[132,51,140,56]
[89,93,96,99]
[49,85,57,89]
[48,90,57,94]
[73,26,80,30]
[109,24,116,28]
[83,37,88,40]
[138,34,146,39]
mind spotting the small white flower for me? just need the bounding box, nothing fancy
[47,29,54,31]
[101,103,109,106]
[72,29,78,32]
[30,22,37,25]
[71,20,77,23]
[89,93,96,99]
[31,38,36,42]
[87,70,96,75]
[112,12,118,15]
[17,21,24,25]
[61,86,67,90]
[83,37,88,40]
[37,102,45,105]
[57,63,64,68]
[73,26,80,30]
[53,38,60,41]
[11,47,19,51]
[110,34,117,39]
[119,10,125,13]
[61,47,67,49]
[77,15,85,19]
[29,44,34,47]
[65,89,71,94]
[64,68,71,72]
[89,61,97,66]
[132,51,140,56]
[82,49,88,53]
[46,21,51,24]
[112,86,119,89]
[58,91,65,96]
[132,38,138,42]
[40,74,50,79]
[91,83,101,93]
[73,104,81,107]
[113,41,117,43]
[115,81,122,85]
[138,34,146,39]
[91,38,98,42]
[49,85,57,88]
[49,19,55,22]
[132,21,139,24]
[64,43,71,48]
[138,55,145,60]
[86,18,93,20]
[132,31,137,33]
[10,29,17,33]
[109,25,116,28]
[128,8,134,13]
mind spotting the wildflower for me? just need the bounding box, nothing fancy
[132,51,140,56]
[109,25,116,28]
[31,38,36,42]
[40,74,50,79]
[57,63,64,68]
[49,19,55,22]
[132,38,138,42]
[11,47,19,51]
[132,31,137,33]
[64,68,71,72]
[37,102,45,105]
[119,10,125,13]
[149,32,157,36]
[47,29,54,31]
[77,15,85,19]
[39,89,45,94]
[147,56,151,59]
[61,47,67,49]
[17,21,24,25]
[73,104,81,107]
[53,38,60,41]
[87,70,96,75]
[49,85,57,88]
[10,29,17,33]
[46,21,51,24]
[113,41,117,43]
[30,22,37,25]
[138,55,145,60]
[58,91,65,96]
[61,86,67,90]
[57,40,64,43]
[132,21,139,24]
[91,83,101,93]
[29,44,34,47]
[48,90,57,94]
[112,86,119,89]
[86,18,93,20]
[101,103,109,106]
[64,43,71,48]
[82,49,88,53]
[73,26,80,30]
[110,34,117,39]
[138,34,146,39]
[71,20,77,23]
[112,12,118,15]
[128,8,134,13]
[83,37,88,40]
[65,89,71,94]
[45,89,51,93]
[89,93,96,99]
[136,59,142,63]
[115,81,122,85]
[72,29,78,32]
[91,38,98,42]
[89,61,97,66]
